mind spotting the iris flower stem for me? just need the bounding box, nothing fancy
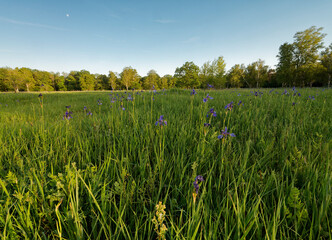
[150,94,153,125]
[226,110,231,129]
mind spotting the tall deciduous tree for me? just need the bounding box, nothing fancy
[212,56,227,88]
[321,43,332,87]
[199,61,214,88]
[32,70,54,91]
[199,56,227,88]
[94,74,109,90]
[276,43,296,87]
[65,71,80,91]
[143,70,160,89]
[108,71,118,90]
[54,73,66,91]
[0,68,10,91]
[244,60,269,88]
[8,68,23,93]
[162,75,174,89]
[77,70,95,90]
[18,67,35,92]
[227,64,245,88]
[120,67,140,90]
[293,26,326,86]
[174,61,200,88]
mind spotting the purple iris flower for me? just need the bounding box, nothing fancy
[238,100,243,106]
[87,111,92,116]
[207,84,214,89]
[193,175,204,194]
[41,84,44,87]
[191,89,197,95]
[217,127,236,139]
[63,111,73,120]
[207,108,217,118]
[292,102,296,106]
[203,94,213,103]
[155,115,167,126]
[38,93,43,97]
[97,99,102,105]
[66,105,71,109]
[83,106,87,111]
[225,102,234,111]
[204,123,211,127]
[308,96,315,100]
[269,89,274,93]
[298,93,301,97]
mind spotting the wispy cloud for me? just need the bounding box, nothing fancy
[0,17,69,31]
[154,19,175,24]
[182,36,200,43]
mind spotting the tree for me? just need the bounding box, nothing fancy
[143,70,160,90]
[212,56,227,88]
[162,75,174,89]
[120,67,140,90]
[54,74,66,91]
[255,59,269,88]
[174,61,200,88]
[95,74,109,90]
[227,64,245,88]
[65,71,80,91]
[321,43,332,87]
[32,70,54,91]
[159,76,168,89]
[199,61,214,88]
[293,26,326,86]
[302,62,326,87]
[276,43,296,87]
[108,71,118,90]
[199,56,227,88]
[244,60,269,88]
[0,68,10,91]
[8,68,24,93]
[18,67,35,92]
[77,70,95,90]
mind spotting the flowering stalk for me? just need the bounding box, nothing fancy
[193,175,204,204]
[152,202,167,240]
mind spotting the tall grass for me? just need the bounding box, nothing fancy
[0,88,331,239]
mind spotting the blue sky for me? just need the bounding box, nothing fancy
[1,0,332,76]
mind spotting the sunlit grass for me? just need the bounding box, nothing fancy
[0,88,331,239]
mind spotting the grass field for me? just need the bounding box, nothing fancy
[0,88,331,239]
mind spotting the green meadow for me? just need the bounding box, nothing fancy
[0,88,331,239]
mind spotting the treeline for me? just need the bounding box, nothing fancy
[0,26,331,92]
